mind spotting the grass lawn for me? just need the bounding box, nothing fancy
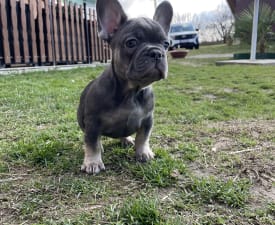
[0,44,274,224]
[187,41,275,56]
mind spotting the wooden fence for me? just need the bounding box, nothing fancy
[0,0,111,68]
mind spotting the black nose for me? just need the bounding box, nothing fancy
[149,49,164,62]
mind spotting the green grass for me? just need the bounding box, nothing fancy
[127,149,186,187]
[187,43,248,55]
[187,177,250,208]
[187,41,275,56]
[113,196,162,225]
[0,44,275,224]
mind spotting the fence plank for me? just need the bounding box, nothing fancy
[104,42,108,63]
[80,5,87,62]
[107,45,111,60]
[70,3,76,62]
[10,0,21,63]
[75,4,82,62]
[37,0,46,63]
[108,45,111,61]
[58,0,66,62]
[104,41,107,63]
[0,0,11,65]
[83,4,90,63]
[52,1,60,63]
[29,0,38,64]
[98,37,103,62]
[102,40,106,62]
[19,0,30,63]
[64,0,71,62]
[44,0,53,63]
[93,10,99,61]
[100,40,104,62]
[89,8,95,62]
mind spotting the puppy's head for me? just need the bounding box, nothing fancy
[96,0,173,88]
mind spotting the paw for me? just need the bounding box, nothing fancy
[120,136,135,147]
[135,146,155,162]
[81,157,105,174]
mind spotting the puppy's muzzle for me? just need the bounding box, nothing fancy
[148,48,165,63]
[135,47,166,72]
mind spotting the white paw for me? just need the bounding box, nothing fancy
[81,156,105,174]
[135,146,155,162]
[120,136,135,147]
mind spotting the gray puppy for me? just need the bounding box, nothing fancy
[77,0,173,174]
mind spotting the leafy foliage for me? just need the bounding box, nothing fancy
[235,2,275,53]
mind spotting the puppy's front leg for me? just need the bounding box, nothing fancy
[81,126,105,174]
[135,116,155,162]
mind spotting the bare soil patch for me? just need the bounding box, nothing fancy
[191,119,275,204]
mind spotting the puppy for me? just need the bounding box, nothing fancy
[77,0,173,174]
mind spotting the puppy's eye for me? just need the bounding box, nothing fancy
[163,41,170,50]
[125,38,138,48]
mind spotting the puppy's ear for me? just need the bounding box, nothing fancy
[96,0,127,42]
[153,1,173,34]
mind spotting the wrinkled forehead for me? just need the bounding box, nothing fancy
[112,18,167,44]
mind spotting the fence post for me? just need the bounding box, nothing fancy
[69,2,76,63]
[45,0,53,64]
[52,0,60,63]
[10,0,21,63]
[80,4,87,63]
[37,0,46,64]
[89,8,95,62]
[19,0,30,64]
[64,0,71,63]
[84,3,90,64]
[0,0,11,66]
[49,0,56,66]
[75,4,81,62]
[29,0,38,65]
[93,9,99,61]
[58,0,66,62]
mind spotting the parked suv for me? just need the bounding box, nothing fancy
[168,23,199,50]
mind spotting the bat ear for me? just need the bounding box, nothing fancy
[153,1,173,34]
[96,0,128,42]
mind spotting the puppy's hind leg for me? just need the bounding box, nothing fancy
[120,136,135,147]
[135,116,155,162]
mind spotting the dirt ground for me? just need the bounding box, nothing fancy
[193,119,275,205]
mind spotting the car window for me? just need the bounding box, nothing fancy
[170,24,195,33]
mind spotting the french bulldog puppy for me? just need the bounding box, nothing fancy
[77,0,173,174]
